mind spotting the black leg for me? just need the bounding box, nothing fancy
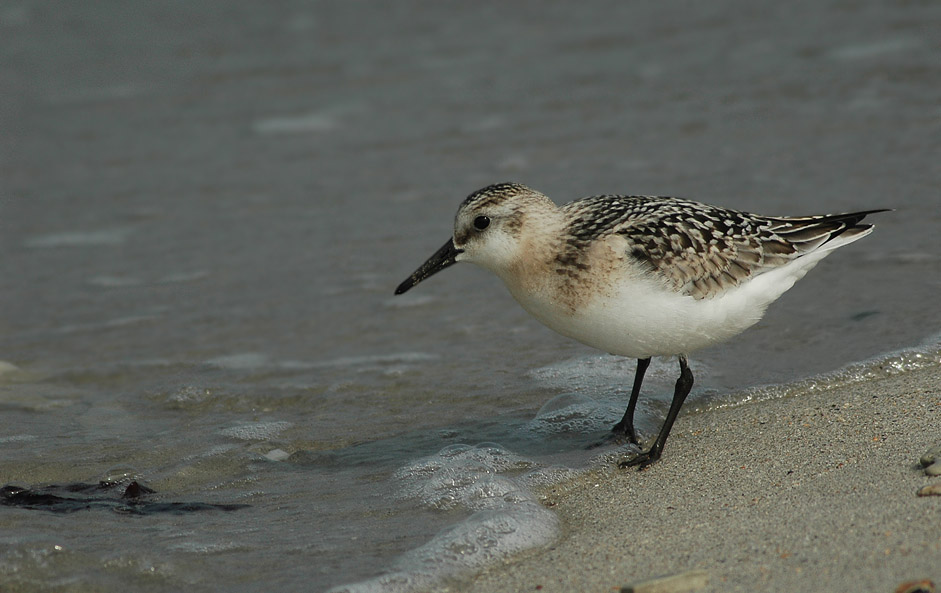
[611,357,651,444]
[619,354,693,469]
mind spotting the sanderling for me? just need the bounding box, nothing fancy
[395,183,886,468]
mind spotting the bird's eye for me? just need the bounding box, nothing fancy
[473,216,491,231]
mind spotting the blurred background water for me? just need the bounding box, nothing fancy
[2,1,940,591]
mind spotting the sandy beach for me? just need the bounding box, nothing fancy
[462,363,941,593]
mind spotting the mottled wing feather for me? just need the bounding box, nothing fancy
[624,214,782,299]
[562,196,882,299]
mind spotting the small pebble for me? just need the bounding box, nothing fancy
[919,444,941,468]
[264,448,291,462]
[925,462,941,477]
[916,484,941,497]
[895,579,936,593]
[621,570,709,593]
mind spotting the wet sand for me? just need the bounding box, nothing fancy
[463,364,941,593]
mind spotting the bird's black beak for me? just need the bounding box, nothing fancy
[394,238,463,295]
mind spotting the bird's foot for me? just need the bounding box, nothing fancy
[610,421,640,446]
[586,424,639,450]
[617,447,662,471]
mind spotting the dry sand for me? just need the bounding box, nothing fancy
[461,364,941,593]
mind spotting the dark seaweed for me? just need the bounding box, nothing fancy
[1,482,248,515]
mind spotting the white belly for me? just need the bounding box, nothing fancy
[503,254,827,358]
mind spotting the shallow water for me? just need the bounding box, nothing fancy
[2,1,940,591]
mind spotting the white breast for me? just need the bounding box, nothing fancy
[501,248,834,359]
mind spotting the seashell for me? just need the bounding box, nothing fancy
[916,484,941,497]
[894,579,936,593]
[621,570,710,593]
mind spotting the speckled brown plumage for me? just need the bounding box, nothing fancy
[556,194,881,299]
